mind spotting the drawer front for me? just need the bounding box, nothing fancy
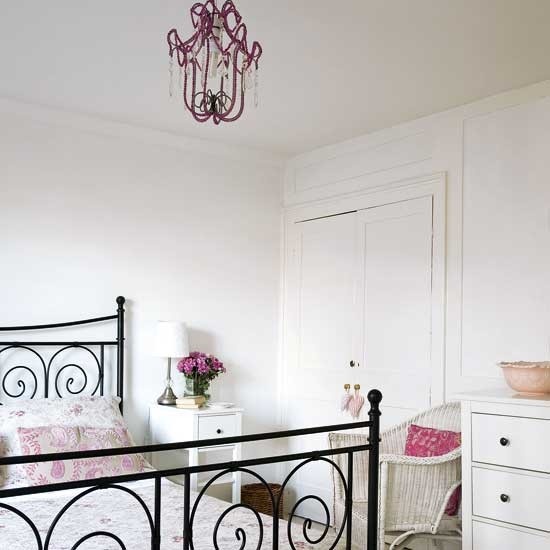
[472,413,550,472]
[473,467,550,532]
[150,408,193,444]
[473,521,549,550]
[198,414,237,440]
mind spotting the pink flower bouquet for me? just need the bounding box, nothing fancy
[176,352,225,398]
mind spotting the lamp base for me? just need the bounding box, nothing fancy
[157,385,177,406]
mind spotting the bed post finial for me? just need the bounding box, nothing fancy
[116,296,125,413]
[367,388,382,407]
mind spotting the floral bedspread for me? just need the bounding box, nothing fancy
[0,478,330,549]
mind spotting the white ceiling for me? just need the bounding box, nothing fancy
[1,1,550,155]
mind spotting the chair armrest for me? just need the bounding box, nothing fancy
[328,429,405,456]
[380,447,462,466]
[380,448,462,532]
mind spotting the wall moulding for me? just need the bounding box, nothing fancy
[0,96,287,168]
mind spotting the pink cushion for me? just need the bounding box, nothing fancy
[78,427,147,478]
[17,426,147,486]
[404,424,461,515]
[0,396,127,489]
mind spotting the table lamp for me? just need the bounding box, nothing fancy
[155,321,189,406]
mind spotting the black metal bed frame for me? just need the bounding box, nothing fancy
[0,297,382,550]
[0,295,126,412]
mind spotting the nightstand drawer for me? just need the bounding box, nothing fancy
[198,414,237,440]
[472,413,550,472]
[472,467,550,532]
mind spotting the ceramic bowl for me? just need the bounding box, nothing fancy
[499,361,550,395]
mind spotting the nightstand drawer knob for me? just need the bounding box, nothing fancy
[500,494,510,503]
[499,437,510,447]
[198,415,236,440]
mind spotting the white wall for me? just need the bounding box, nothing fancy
[2,76,549,481]
[284,79,550,402]
[0,106,284,452]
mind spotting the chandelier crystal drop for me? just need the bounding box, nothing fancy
[167,0,263,124]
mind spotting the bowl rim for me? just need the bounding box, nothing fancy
[499,361,550,369]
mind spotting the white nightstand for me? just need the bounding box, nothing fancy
[148,404,243,504]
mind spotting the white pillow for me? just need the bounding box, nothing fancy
[0,396,127,489]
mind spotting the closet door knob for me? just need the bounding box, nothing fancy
[216,429,222,434]
[349,360,356,367]
[499,437,510,447]
[500,494,510,503]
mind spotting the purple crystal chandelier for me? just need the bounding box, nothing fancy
[167,0,263,124]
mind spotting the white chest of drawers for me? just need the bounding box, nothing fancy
[459,389,550,549]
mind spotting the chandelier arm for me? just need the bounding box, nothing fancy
[250,41,262,60]
[220,1,242,33]
[213,59,243,122]
[167,29,181,57]
[213,46,239,118]
[185,62,210,123]
[191,1,212,31]
[218,89,245,122]
[219,68,245,122]
[190,3,202,27]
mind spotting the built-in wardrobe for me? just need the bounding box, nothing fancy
[280,173,446,517]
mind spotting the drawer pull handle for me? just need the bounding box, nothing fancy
[499,437,510,447]
[500,494,510,503]
[216,429,222,434]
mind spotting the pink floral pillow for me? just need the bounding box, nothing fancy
[1,396,126,488]
[79,427,148,478]
[404,424,461,515]
[17,426,147,486]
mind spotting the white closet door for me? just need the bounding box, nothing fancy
[282,196,435,521]
[288,211,357,401]
[355,196,433,426]
[283,211,357,520]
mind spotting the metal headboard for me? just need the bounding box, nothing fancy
[0,296,125,412]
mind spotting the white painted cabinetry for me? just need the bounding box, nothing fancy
[282,175,446,518]
[148,404,243,504]
[459,389,550,549]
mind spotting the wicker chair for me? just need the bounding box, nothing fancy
[329,402,462,549]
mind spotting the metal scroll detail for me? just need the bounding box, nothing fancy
[281,457,350,550]
[48,345,103,398]
[189,468,269,550]
[0,346,45,402]
[0,295,125,408]
[187,458,350,550]
[0,344,104,404]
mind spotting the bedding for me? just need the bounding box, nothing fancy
[0,396,132,488]
[17,426,148,485]
[0,478,331,549]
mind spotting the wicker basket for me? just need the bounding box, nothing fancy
[241,483,284,517]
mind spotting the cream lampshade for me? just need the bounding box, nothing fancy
[155,321,189,405]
